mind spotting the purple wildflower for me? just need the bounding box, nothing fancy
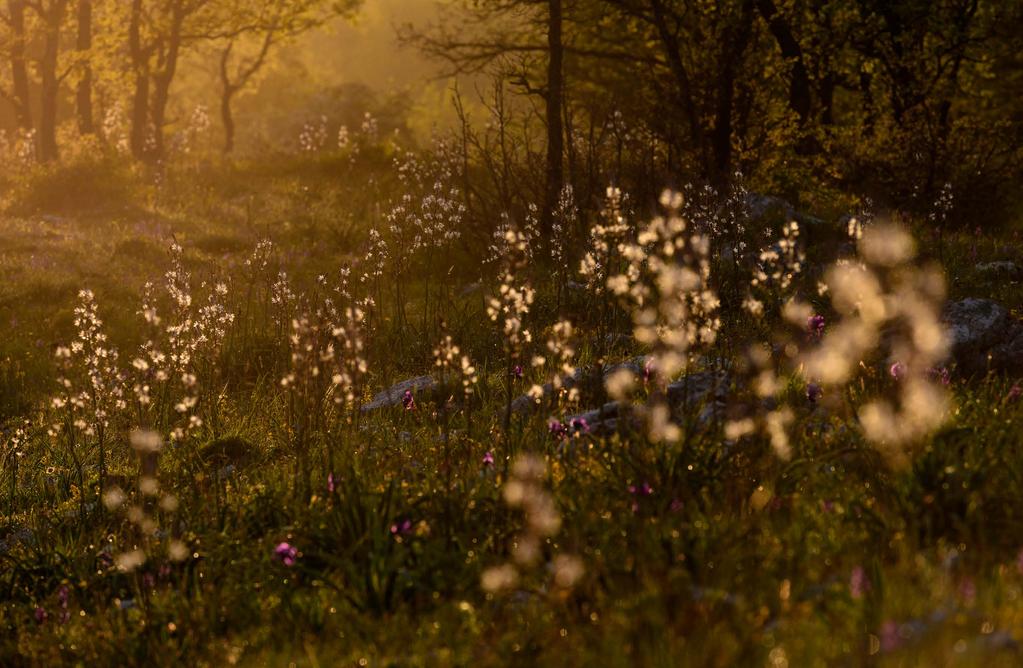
[850,566,868,599]
[889,362,905,380]
[512,365,523,379]
[880,620,901,652]
[628,482,654,497]
[482,451,494,467]
[927,366,951,386]
[34,607,47,624]
[670,498,683,513]
[273,542,298,567]
[643,358,656,383]
[806,382,823,404]
[327,472,336,494]
[958,576,977,605]
[549,419,568,440]
[57,585,70,623]
[808,314,826,339]
[390,519,413,537]
[401,390,416,411]
[628,483,652,513]
[569,417,590,434]
[1008,384,1022,403]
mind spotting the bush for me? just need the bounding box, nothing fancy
[5,151,139,216]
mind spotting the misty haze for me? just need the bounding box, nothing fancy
[1,0,1022,665]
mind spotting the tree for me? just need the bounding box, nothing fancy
[76,0,94,134]
[126,0,217,161]
[26,0,70,162]
[0,0,34,132]
[213,0,358,154]
[403,0,571,249]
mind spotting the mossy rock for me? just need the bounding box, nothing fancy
[199,435,259,470]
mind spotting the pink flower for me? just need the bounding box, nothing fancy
[628,482,653,497]
[889,362,905,380]
[390,519,413,537]
[958,576,976,605]
[628,482,653,514]
[850,566,868,599]
[643,359,656,383]
[880,620,901,652]
[482,451,494,467]
[273,542,298,567]
[57,585,70,623]
[806,383,823,404]
[1008,384,1022,403]
[569,417,590,434]
[927,366,950,386]
[327,473,336,494]
[33,607,47,624]
[401,390,416,411]
[808,314,826,339]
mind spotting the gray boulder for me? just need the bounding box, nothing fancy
[361,374,436,412]
[974,261,1022,281]
[511,356,650,415]
[556,368,731,438]
[943,298,1023,376]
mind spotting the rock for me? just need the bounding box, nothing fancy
[945,298,1012,352]
[510,356,649,415]
[555,368,731,438]
[974,261,1022,280]
[561,401,628,437]
[745,193,826,229]
[746,193,796,222]
[510,386,551,414]
[666,369,730,410]
[0,526,34,554]
[943,298,1023,376]
[361,375,436,412]
[200,435,258,470]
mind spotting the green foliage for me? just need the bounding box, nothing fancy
[5,152,138,216]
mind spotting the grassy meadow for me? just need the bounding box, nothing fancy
[0,143,1022,667]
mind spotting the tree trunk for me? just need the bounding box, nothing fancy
[710,0,755,185]
[648,0,705,174]
[218,42,237,154]
[540,0,564,251]
[755,0,811,126]
[129,0,149,158]
[76,0,95,135]
[149,7,185,161]
[39,1,68,162]
[9,0,32,132]
[218,33,274,156]
[221,87,236,154]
